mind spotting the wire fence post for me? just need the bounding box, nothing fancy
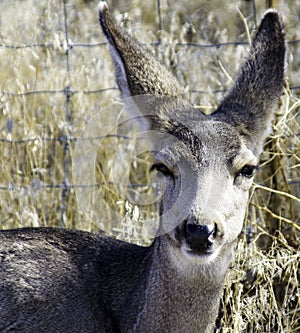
[156,0,162,45]
[61,0,72,228]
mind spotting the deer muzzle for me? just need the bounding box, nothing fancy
[184,222,217,254]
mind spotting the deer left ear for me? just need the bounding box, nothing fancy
[99,1,185,99]
[98,2,203,131]
[211,10,286,156]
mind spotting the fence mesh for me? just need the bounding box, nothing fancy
[0,0,299,331]
[0,0,299,226]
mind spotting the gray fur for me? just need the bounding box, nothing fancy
[0,3,285,333]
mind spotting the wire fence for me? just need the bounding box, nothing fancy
[0,0,299,228]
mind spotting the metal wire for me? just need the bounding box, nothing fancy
[0,1,299,220]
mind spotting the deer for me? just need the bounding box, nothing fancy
[0,2,285,333]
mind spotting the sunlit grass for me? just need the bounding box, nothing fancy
[0,0,299,331]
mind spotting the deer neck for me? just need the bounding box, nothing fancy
[128,235,232,333]
[113,235,233,332]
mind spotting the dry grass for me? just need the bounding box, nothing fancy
[0,0,299,331]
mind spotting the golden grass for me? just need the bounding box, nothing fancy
[0,0,299,331]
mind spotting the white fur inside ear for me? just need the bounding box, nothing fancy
[263,8,278,16]
[108,44,131,98]
[99,1,108,12]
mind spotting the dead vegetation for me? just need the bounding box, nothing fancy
[0,0,299,331]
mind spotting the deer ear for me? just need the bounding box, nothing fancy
[212,10,286,155]
[99,2,185,99]
[98,2,200,131]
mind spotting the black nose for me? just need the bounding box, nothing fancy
[184,222,216,253]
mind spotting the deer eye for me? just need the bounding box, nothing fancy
[150,163,173,177]
[237,165,258,178]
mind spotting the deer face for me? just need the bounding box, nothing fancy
[150,115,258,263]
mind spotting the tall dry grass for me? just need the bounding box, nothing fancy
[0,0,299,331]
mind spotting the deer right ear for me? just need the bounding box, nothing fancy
[98,2,185,99]
[212,10,286,156]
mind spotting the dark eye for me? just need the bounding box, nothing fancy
[237,165,258,178]
[150,164,173,177]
